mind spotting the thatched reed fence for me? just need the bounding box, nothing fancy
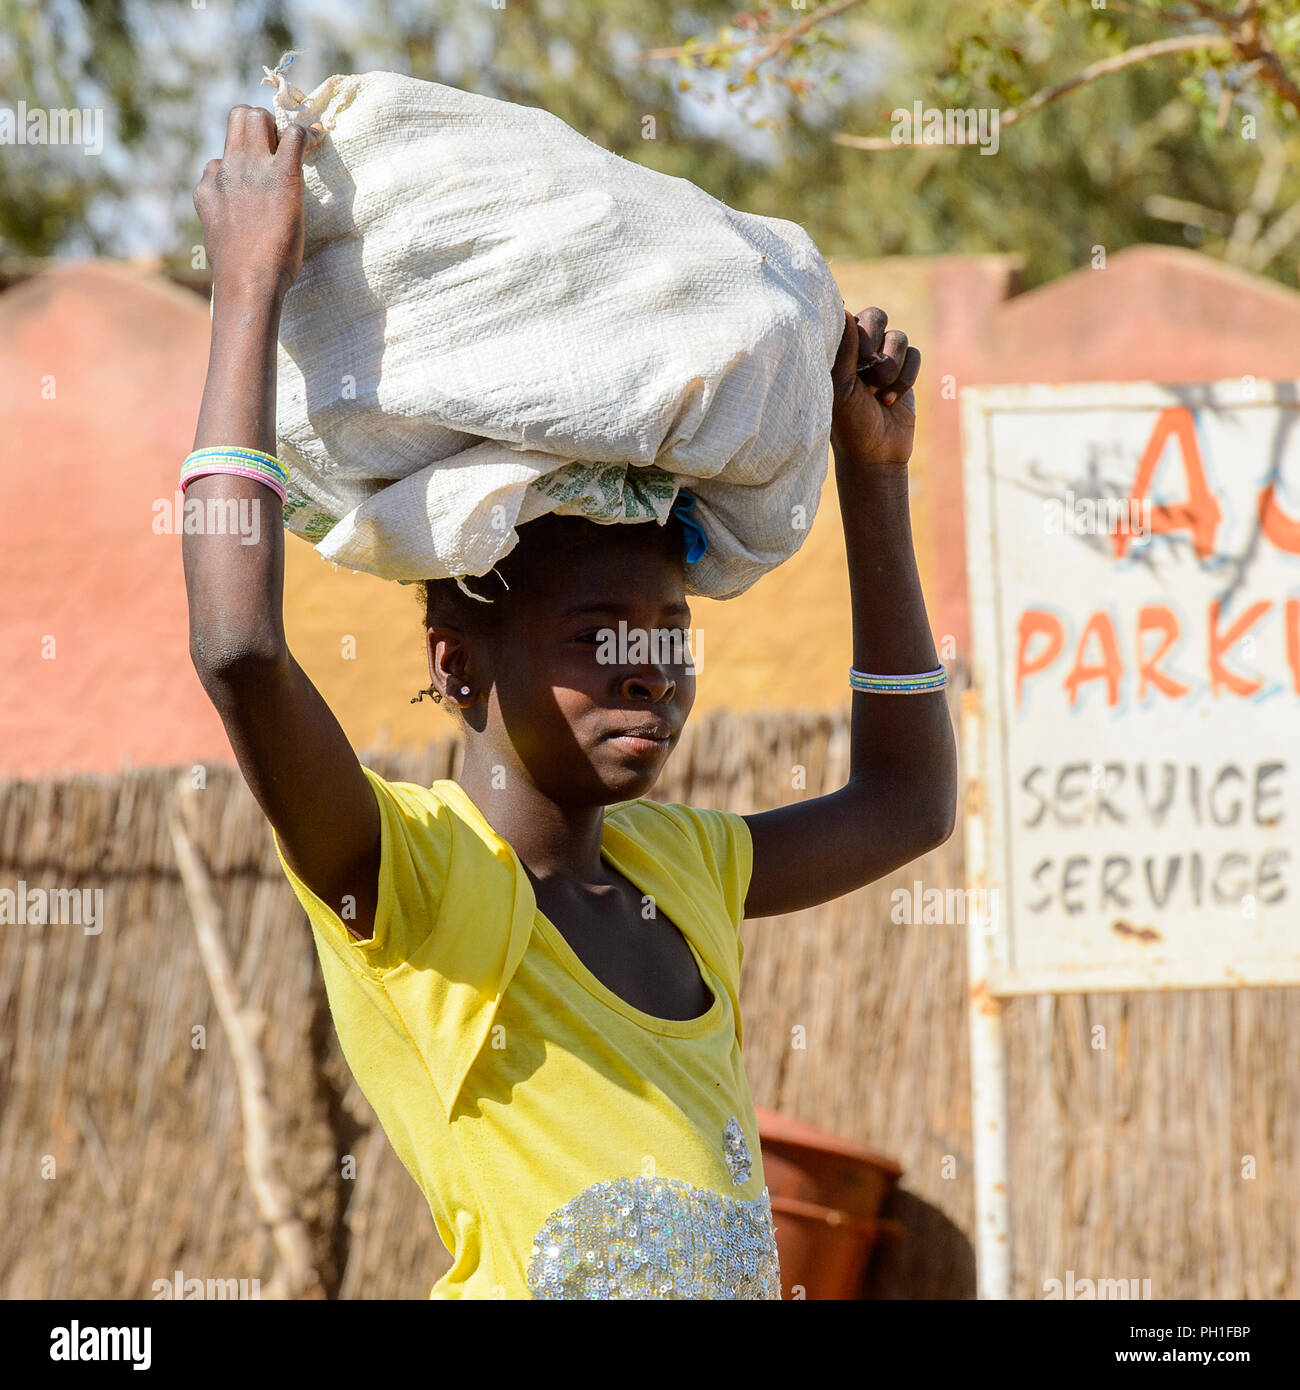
[1,684,1296,1298]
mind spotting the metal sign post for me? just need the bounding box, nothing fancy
[962,688,1012,1299]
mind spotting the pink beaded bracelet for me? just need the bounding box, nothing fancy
[180,447,289,504]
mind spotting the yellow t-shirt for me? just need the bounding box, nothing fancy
[273,766,781,1300]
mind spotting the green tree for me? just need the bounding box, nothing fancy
[649,0,1300,284]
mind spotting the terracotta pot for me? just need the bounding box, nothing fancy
[756,1107,904,1299]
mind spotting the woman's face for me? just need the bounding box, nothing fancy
[479,523,698,806]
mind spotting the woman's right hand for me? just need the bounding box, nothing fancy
[193,105,318,300]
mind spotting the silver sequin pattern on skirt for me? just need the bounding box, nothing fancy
[527,1175,781,1299]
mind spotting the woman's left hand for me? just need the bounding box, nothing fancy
[829,306,921,466]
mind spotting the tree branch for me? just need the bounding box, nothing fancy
[1165,0,1300,113]
[638,0,868,68]
[1103,1,1206,22]
[1249,47,1300,116]
[833,33,1236,150]
[1246,195,1300,273]
[170,779,325,1300]
[1143,193,1235,235]
[1226,127,1286,265]
[1245,195,1300,271]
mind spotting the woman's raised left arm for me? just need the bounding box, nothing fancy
[741,306,958,919]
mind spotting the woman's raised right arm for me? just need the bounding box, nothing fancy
[185,105,380,941]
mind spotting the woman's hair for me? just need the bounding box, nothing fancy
[412,511,688,701]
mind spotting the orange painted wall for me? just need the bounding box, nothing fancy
[0,263,229,776]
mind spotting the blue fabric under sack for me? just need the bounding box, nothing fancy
[670,490,708,563]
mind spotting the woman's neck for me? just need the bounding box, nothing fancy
[456,752,607,883]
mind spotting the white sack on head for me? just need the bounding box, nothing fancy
[263,63,846,599]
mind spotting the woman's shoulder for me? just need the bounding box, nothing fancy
[604,798,753,920]
[605,796,748,851]
[358,768,491,844]
[295,769,528,974]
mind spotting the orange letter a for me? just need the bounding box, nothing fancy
[1115,407,1220,560]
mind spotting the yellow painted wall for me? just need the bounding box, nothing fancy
[281,260,939,751]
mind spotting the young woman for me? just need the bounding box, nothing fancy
[184,104,958,1299]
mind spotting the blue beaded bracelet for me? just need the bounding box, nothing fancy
[849,664,947,694]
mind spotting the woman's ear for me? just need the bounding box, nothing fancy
[426,625,478,708]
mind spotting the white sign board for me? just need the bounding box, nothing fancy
[962,380,1300,994]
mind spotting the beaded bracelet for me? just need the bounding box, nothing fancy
[180,447,289,504]
[849,664,947,694]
